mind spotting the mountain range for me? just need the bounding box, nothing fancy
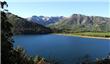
[7,13,110,34]
[27,16,64,26]
[48,14,110,33]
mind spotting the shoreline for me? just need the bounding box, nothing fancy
[55,34,110,40]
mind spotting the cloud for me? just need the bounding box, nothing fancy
[0,0,5,2]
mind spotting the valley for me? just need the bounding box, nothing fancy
[26,14,110,38]
[7,13,110,38]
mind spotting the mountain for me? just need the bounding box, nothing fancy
[6,13,110,34]
[7,13,52,34]
[27,16,64,26]
[48,14,110,33]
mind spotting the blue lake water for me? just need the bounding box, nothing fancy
[13,34,110,64]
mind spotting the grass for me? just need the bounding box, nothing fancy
[73,32,110,37]
[56,32,110,38]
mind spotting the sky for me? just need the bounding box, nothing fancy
[2,0,110,18]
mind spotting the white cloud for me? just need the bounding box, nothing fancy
[0,0,5,2]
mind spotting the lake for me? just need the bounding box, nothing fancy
[13,34,110,64]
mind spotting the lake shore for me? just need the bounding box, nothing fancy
[55,33,110,40]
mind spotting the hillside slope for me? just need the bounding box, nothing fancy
[7,13,52,34]
[49,14,110,33]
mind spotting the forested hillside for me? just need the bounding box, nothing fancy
[48,14,110,33]
[7,13,52,34]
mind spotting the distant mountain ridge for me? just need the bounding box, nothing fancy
[27,16,64,26]
[48,14,110,33]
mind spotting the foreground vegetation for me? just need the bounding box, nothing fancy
[80,53,110,64]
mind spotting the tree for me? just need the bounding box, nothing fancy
[1,1,35,64]
[1,1,14,64]
[0,1,8,9]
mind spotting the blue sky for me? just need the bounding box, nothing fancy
[5,0,110,18]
